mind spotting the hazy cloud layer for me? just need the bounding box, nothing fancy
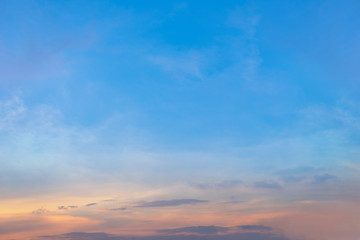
[0,218,50,235]
[275,166,338,185]
[312,174,337,184]
[193,180,242,190]
[254,181,281,189]
[158,225,273,235]
[40,232,291,240]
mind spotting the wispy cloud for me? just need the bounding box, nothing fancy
[147,52,204,81]
[85,203,97,207]
[276,166,324,183]
[135,199,208,208]
[32,207,49,215]
[312,174,337,184]
[0,95,26,131]
[58,205,78,210]
[108,207,127,211]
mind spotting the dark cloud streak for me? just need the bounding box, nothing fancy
[135,199,208,208]
[158,226,229,234]
[85,203,97,207]
[108,207,127,211]
[238,225,272,231]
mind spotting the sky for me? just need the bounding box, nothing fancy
[0,0,360,239]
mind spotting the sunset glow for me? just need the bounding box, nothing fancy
[1,1,360,240]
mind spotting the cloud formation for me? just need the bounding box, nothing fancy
[58,205,78,210]
[40,231,291,240]
[32,208,49,215]
[108,207,127,211]
[85,203,97,207]
[158,226,229,234]
[41,232,115,239]
[135,199,208,208]
[312,174,337,184]
[158,225,273,235]
[237,225,272,231]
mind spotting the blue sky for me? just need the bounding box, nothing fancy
[0,1,360,240]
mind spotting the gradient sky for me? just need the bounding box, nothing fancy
[1,1,360,240]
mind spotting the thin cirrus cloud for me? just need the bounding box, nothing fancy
[135,199,209,208]
[147,53,204,81]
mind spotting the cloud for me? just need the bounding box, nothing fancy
[135,199,208,208]
[40,232,291,240]
[40,232,115,239]
[158,226,229,234]
[108,207,127,211]
[276,167,338,186]
[58,205,78,210]
[227,6,261,39]
[276,166,323,175]
[0,95,26,131]
[276,166,325,183]
[312,174,337,184]
[237,225,272,231]
[85,203,97,207]
[254,180,281,189]
[32,207,49,215]
[158,225,273,235]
